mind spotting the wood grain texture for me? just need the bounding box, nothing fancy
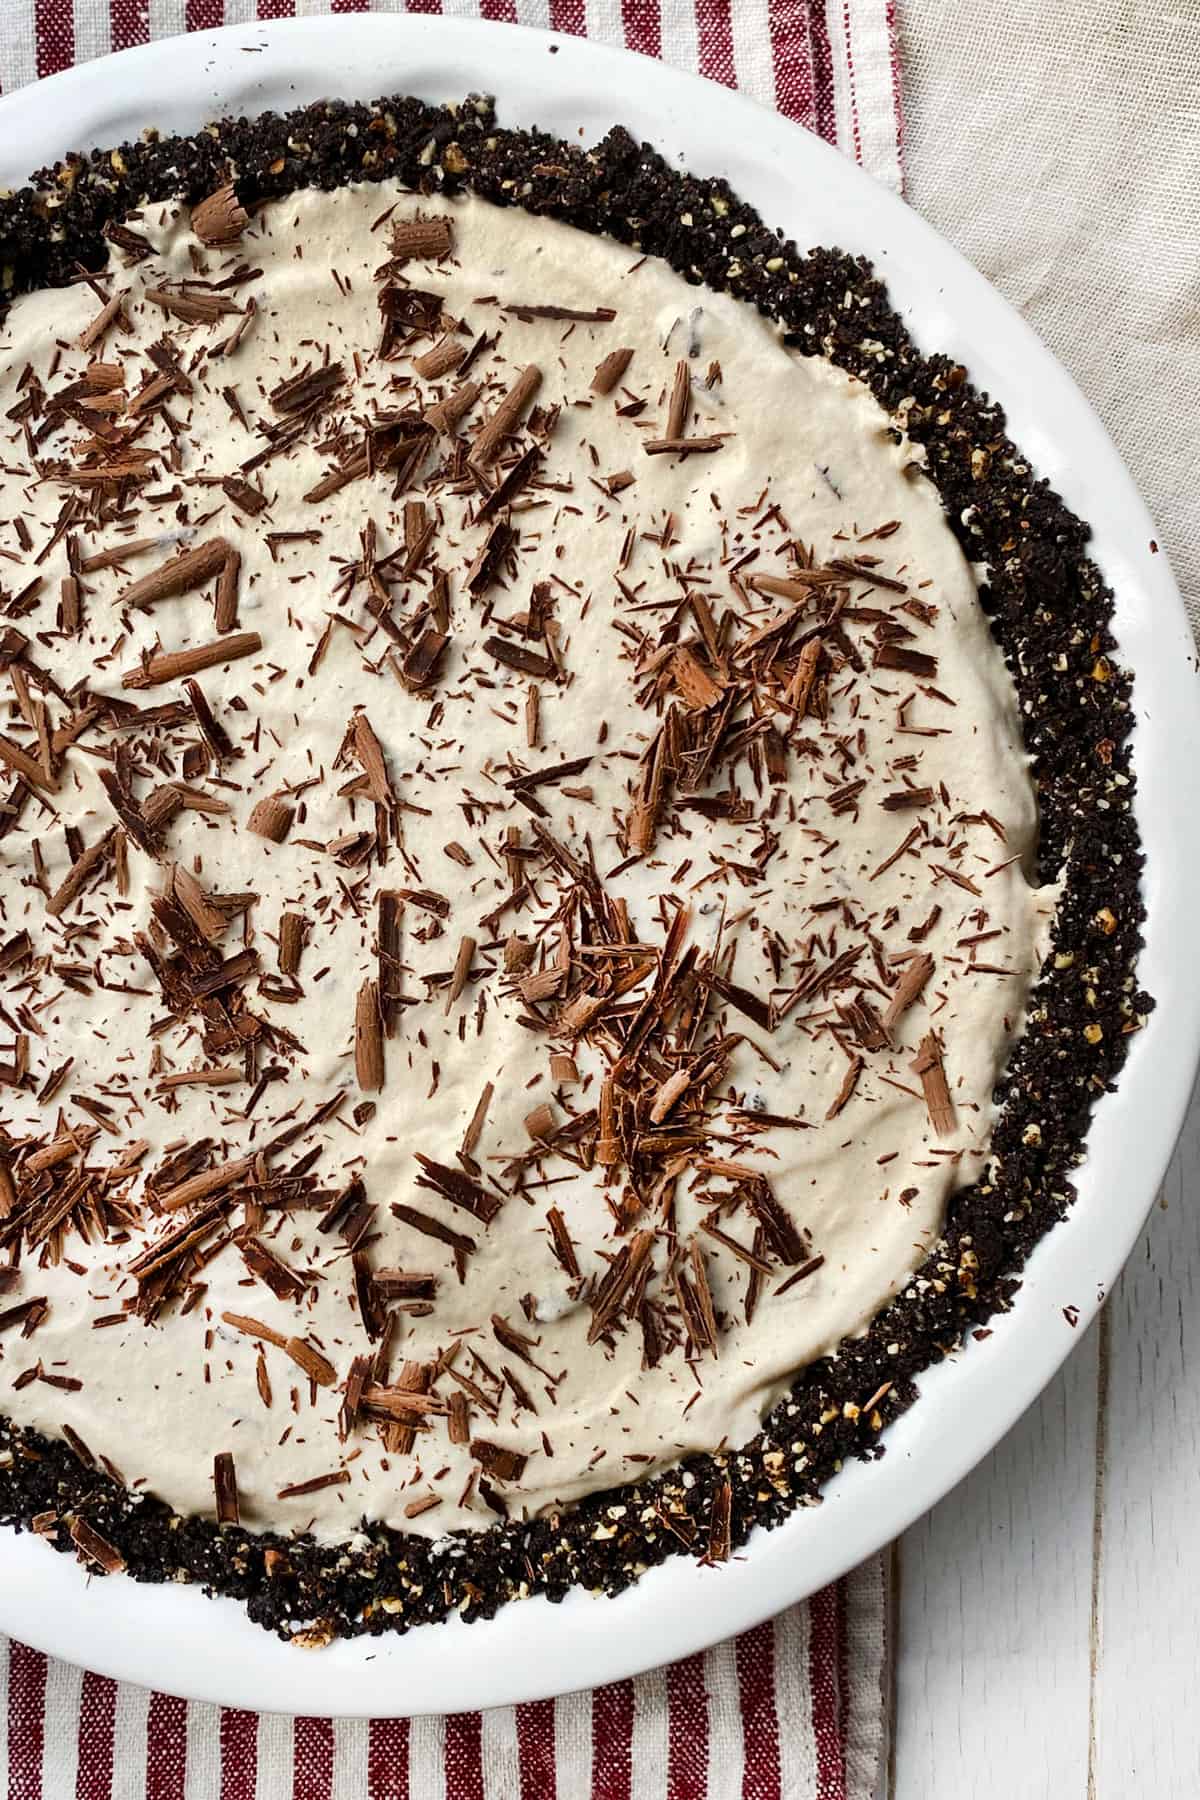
[1091,1075,1200,1792]
[891,1323,1099,1796]
[889,1072,1200,1797]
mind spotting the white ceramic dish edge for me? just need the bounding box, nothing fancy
[0,14,1196,1717]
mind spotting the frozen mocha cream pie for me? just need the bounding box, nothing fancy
[0,98,1146,1642]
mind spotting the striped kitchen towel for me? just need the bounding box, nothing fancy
[0,2,899,1795]
[2,1563,886,1799]
[0,0,904,194]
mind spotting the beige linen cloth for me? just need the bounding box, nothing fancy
[901,0,1200,630]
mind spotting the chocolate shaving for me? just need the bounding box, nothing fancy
[77,293,127,351]
[869,825,922,883]
[220,1310,287,1353]
[911,1032,955,1137]
[396,887,450,919]
[285,1337,337,1389]
[477,445,542,521]
[774,1254,826,1297]
[506,302,615,322]
[361,1383,447,1421]
[483,635,555,680]
[213,1451,240,1525]
[588,1230,655,1344]
[378,284,444,358]
[882,787,934,811]
[270,363,346,416]
[413,1154,502,1225]
[0,1299,47,1334]
[470,366,542,468]
[390,214,454,262]
[882,953,935,1035]
[391,1203,477,1264]
[445,936,476,1013]
[144,288,242,326]
[874,642,938,679]
[643,436,725,456]
[829,557,907,593]
[707,1477,732,1563]
[397,628,449,692]
[665,360,690,439]
[277,1471,349,1500]
[241,1238,307,1302]
[70,1517,125,1574]
[46,828,115,917]
[221,475,269,517]
[374,1270,438,1301]
[375,890,404,1035]
[279,911,306,977]
[355,979,385,1092]
[837,995,890,1052]
[59,575,82,635]
[157,1155,251,1214]
[470,1438,527,1483]
[673,1244,718,1359]
[351,713,393,805]
[825,1055,863,1119]
[448,1391,471,1446]
[932,862,983,896]
[339,1353,373,1439]
[121,631,261,690]
[424,378,480,436]
[0,731,57,793]
[412,334,466,379]
[742,1180,809,1266]
[702,970,773,1033]
[465,522,513,597]
[191,184,250,247]
[215,550,241,633]
[698,1215,773,1274]
[98,769,163,857]
[592,347,634,394]
[245,794,293,843]
[787,637,823,718]
[375,1360,430,1455]
[545,1206,581,1279]
[669,646,724,711]
[184,679,239,762]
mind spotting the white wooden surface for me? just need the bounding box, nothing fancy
[889,1072,1200,1797]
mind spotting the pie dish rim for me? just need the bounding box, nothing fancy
[0,12,1195,1717]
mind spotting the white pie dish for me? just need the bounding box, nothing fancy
[0,12,1196,1718]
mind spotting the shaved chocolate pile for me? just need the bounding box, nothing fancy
[0,94,1149,1646]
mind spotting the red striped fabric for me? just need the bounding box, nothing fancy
[369,1717,410,1800]
[0,2,897,1792]
[665,1654,708,1800]
[0,0,905,193]
[736,1623,781,1800]
[221,1708,259,1800]
[75,1673,117,1800]
[145,1691,188,1800]
[0,1563,887,1798]
[515,1699,556,1800]
[294,1714,336,1800]
[591,1674,634,1799]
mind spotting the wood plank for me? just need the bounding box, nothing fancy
[1091,1073,1200,1792]
[891,1322,1100,1798]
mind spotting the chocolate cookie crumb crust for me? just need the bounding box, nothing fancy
[0,94,1150,1644]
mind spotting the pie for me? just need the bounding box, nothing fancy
[0,93,1147,1643]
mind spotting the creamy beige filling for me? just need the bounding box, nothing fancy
[0,182,1054,1542]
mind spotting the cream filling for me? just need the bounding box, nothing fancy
[0,183,1054,1542]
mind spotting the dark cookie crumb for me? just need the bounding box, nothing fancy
[0,92,1150,1645]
